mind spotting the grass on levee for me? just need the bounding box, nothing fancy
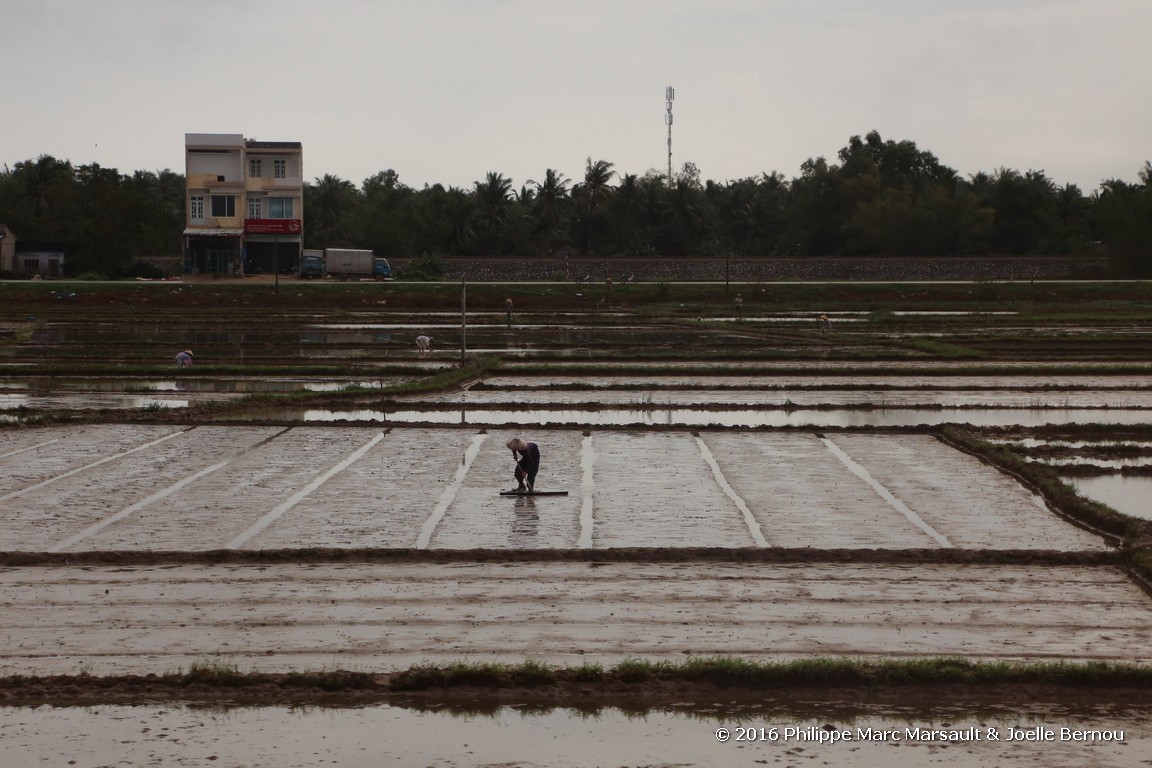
[6,657,1152,698]
[389,656,1152,691]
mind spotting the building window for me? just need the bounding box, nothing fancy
[248,196,263,219]
[211,195,236,217]
[268,197,293,218]
[24,258,39,271]
[249,159,262,178]
[190,196,205,220]
[274,159,287,179]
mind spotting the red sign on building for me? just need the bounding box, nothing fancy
[245,219,302,235]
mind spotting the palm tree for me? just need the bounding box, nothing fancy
[1093,177,1152,276]
[609,173,651,253]
[574,158,615,253]
[528,168,571,247]
[415,184,474,255]
[14,154,73,217]
[471,172,514,254]
[660,178,708,254]
[305,174,359,246]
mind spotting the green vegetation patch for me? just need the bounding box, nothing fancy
[387,656,1152,692]
[9,657,1150,704]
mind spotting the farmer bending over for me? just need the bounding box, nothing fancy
[175,350,193,368]
[508,437,540,493]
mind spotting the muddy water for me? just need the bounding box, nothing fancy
[435,387,1152,408]
[292,406,1152,428]
[2,701,1147,768]
[0,375,425,412]
[30,321,742,348]
[5,562,1146,677]
[6,372,1151,414]
[0,376,395,392]
[0,427,1108,552]
[1065,474,1152,520]
[502,360,1152,371]
[0,392,193,410]
[482,374,1152,388]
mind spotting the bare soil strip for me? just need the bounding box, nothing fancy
[2,561,1149,677]
[0,547,1121,567]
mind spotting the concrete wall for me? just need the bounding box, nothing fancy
[0,228,15,272]
[391,255,1110,283]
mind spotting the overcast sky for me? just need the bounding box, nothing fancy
[4,0,1149,193]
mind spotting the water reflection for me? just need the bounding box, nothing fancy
[0,377,389,393]
[1065,474,1152,520]
[30,321,662,348]
[0,377,400,405]
[511,494,539,542]
[0,394,188,410]
[284,407,1152,428]
[2,699,1147,768]
[1034,455,1152,469]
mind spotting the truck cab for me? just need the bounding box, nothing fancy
[373,257,392,280]
[298,250,324,278]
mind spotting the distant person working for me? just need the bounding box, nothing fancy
[175,350,193,368]
[507,437,540,493]
[416,335,433,355]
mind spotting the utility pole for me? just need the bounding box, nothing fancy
[460,279,467,367]
[665,86,675,184]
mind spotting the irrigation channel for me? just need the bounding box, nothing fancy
[2,279,1152,766]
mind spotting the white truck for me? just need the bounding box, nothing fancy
[323,248,392,280]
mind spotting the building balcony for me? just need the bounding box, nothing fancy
[245,176,304,192]
[187,173,244,190]
[185,217,244,232]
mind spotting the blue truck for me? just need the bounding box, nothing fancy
[298,249,325,278]
[300,249,392,280]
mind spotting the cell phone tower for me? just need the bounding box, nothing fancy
[665,85,675,184]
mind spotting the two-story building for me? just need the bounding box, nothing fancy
[183,133,303,275]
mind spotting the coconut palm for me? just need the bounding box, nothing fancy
[471,172,515,255]
[527,168,572,247]
[660,178,708,254]
[416,184,474,255]
[13,154,73,217]
[305,174,359,246]
[574,158,615,253]
[609,173,654,254]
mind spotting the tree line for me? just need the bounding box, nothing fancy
[2,130,1150,277]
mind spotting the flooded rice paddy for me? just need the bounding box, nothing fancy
[3,423,1143,682]
[4,559,1147,677]
[0,376,403,411]
[1064,474,1152,520]
[0,426,1110,553]
[6,372,1152,430]
[4,289,1152,765]
[3,698,1148,768]
[285,406,1152,428]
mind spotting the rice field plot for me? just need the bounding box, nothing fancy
[1,560,1149,676]
[0,425,1109,552]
